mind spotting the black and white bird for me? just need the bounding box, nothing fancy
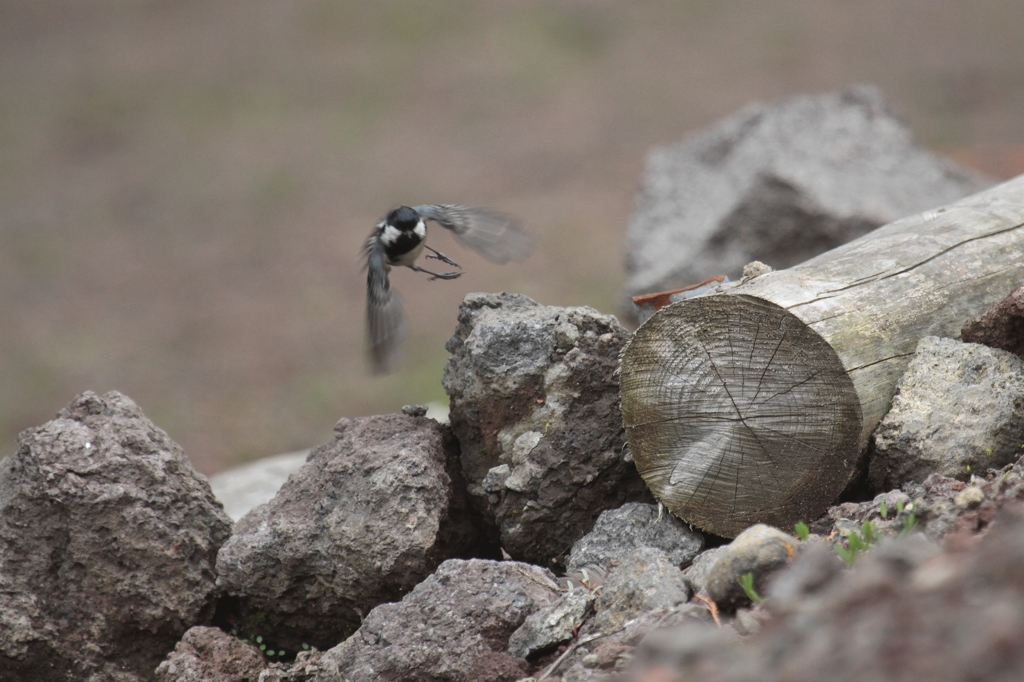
[364,204,532,373]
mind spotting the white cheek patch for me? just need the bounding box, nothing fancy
[414,220,426,238]
[381,224,402,245]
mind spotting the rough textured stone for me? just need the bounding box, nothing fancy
[0,391,233,682]
[624,502,1024,682]
[870,336,1024,490]
[566,502,704,573]
[216,414,482,652]
[962,281,1024,357]
[623,85,990,318]
[705,525,799,610]
[508,589,595,659]
[442,293,652,566]
[155,626,265,682]
[313,559,561,682]
[583,547,691,636]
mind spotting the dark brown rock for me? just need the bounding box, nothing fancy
[313,559,561,682]
[155,626,265,682]
[442,292,652,566]
[215,414,483,652]
[0,391,232,682]
[962,282,1024,357]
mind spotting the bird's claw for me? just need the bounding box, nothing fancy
[428,271,462,281]
[424,245,461,268]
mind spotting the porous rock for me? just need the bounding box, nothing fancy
[582,547,691,636]
[566,502,704,574]
[0,391,232,681]
[962,281,1024,357]
[312,559,561,682]
[870,336,1024,490]
[705,524,799,610]
[154,626,265,682]
[443,293,652,566]
[623,85,990,318]
[216,414,481,652]
[507,589,595,660]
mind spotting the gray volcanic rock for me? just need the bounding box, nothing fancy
[962,281,1024,357]
[507,589,595,660]
[623,85,990,317]
[567,502,704,573]
[583,547,691,636]
[0,391,232,682]
[216,413,481,652]
[443,292,652,566]
[313,559,561,682]
[155,626,265,682]
[870,336,1024,490]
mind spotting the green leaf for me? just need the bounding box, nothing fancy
[794,521,810,541]
[879,501,888,519]
[737,572,762,603]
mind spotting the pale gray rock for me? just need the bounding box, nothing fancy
[216,414,482,652]
[567,503,704,574]
[0,391,232,682]
[313,559,561,682]
[508,589,595,659]
[870,336,1024,490]
[208,450,308,522]
[443,293,653,566]
[623,85,990,318]
[705,524,799,610]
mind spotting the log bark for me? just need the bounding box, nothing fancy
[620,174,1024,537]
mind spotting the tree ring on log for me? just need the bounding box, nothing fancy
[620,294,862,537]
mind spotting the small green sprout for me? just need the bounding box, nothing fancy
[737,572,762,603]
[835,520,879,566]
[267,650,275,656]
[861,520,875,545]
[899,513,918,537]
[897,500,905,513]
[302,643,310,651]
[794,521,810,540]
[879,500,888,519]
[256,636,263,644]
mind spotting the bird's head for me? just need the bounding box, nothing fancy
[386,206,422,232]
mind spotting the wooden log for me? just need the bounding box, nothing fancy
[620,174,1024,538]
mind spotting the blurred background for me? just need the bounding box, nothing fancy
[2,0,1023,474]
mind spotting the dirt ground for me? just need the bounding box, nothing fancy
[2,0,1023,474]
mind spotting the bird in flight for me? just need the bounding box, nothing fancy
[363,204,532,373]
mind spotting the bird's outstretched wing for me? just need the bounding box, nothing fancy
[364,233,408,374]
[413,204,533,264]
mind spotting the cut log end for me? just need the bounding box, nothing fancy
[620,295,862,537]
